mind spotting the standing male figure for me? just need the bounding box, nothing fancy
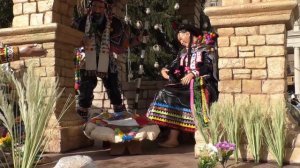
[73,0,140,120]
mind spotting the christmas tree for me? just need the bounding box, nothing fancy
[126,0,182,80]
[0,0,13,28]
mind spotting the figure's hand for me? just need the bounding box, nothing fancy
[19,44,47,57]
[161,68,170,80]
[181,73,195,85]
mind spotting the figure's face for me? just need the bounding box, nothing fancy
[91,1,106,14]
[177,31,191,48]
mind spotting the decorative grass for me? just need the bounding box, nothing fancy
[208,102,224,145]
[222,101,243,162]
[242,102,265,163]
[262,101,286,168]
[0,65,72,168]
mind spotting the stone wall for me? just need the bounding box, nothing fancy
[217,24,287,104]
[206,0,300,163]
[12,0,75,27]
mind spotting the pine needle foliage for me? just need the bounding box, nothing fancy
[0,0,13,28]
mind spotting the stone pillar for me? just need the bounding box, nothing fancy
[0,0,91,152]
[294,47,300,94]
[206,0,300,163]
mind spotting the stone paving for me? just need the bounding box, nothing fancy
[37,140,300,168]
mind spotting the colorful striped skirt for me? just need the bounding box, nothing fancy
[147,84,195,132]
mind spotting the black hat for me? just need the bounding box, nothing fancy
[176,24,202,37]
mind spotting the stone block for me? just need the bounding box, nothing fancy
[30,13,44,26]
[252,69,267,79]
[269,93,286,104]
[250,94,269,104]
[218,47,238,57]
[234,74,251,79]
[13,0,28,3]
[239,46,254,52]
[266,34,285,45]
[10,60,25,70]
[23,2,37,14]
[252,0,261,2]
[234,94,250,103]
[233,69,251,74]
[235,26,259,36]
[242,80,262,94]
[92,100,103,108]
[24,58,41,67]
[267,57,285,78]
[260,24,285,35]
[230,36,247,46]
[218,93,234,103]
[218,37,230,47]
[218,80,241,93]
[45,126,92,152]
[247,35,265,45]
[43,42,55,49]
[34,67,47,77]
[13,14,29,27]
[222,0,251,6]
[262,79,286,93]
[217,28,234,36]
[40,57,55,66]
[218,58,244,68]
[103,100,111,108]
[94,92,105,100]
[245,58,266,69]
[13,3,23,15]
[219,69,232,80]
[41,77,58,87]
[44,11,53,24]
[255,46,285,57]
[38,0,54,12]
[45,66,59,77]
[285,147,300,164]
[44,11,61,24]
[239,52,254,57]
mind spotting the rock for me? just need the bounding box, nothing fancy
[54,155,96,168]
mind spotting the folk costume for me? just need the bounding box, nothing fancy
[73,0,140,120]
[147,31,218,132]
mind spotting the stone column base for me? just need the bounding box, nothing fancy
[46,124,93,153]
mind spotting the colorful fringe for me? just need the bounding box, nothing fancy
[193,77,210,128]
[147,102,196,132]
[74,48,83,92]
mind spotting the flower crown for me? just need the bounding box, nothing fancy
[193,32,218,46]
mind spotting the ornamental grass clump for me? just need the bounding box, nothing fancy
[242,102,265,163]
[208,102,224,145]
[262,101,286,168]
[221,101,243,162]
[0,65,72,168]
